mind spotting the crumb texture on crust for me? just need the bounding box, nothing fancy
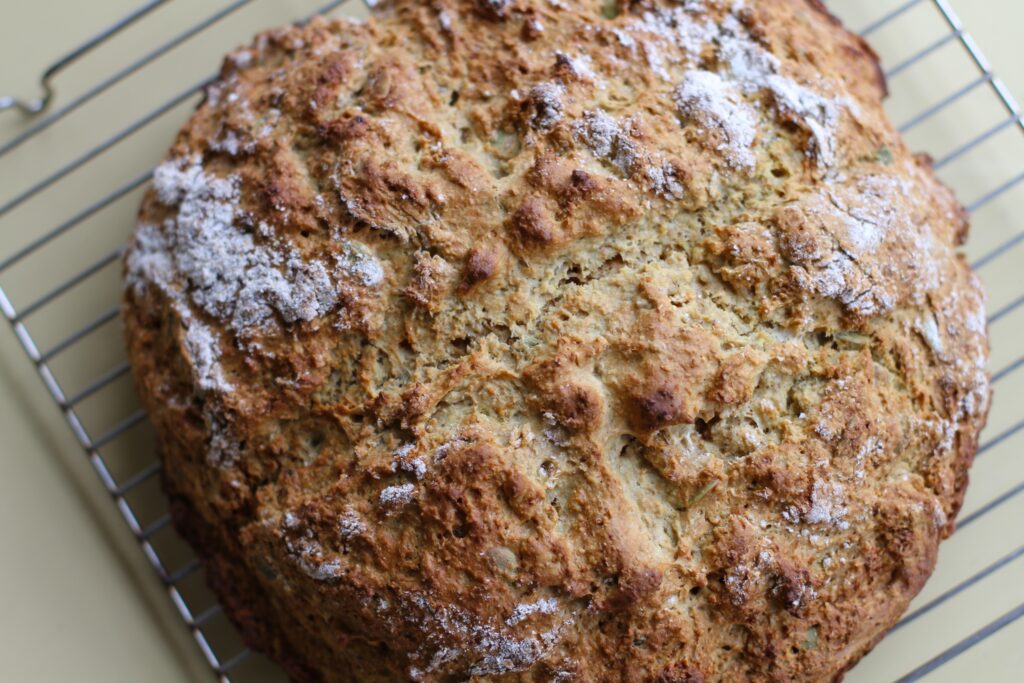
[122,0,990,680]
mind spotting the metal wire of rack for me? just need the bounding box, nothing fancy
[0,0,1022,681]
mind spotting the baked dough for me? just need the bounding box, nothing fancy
[122,0,990,680]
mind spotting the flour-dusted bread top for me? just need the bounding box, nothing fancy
[122,0,990,680]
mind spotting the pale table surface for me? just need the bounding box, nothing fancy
[1,1,1023,681]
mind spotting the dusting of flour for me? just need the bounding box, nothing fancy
[131,156,384,337]
[674,70,758,169]
[126,156,385,397]
[614,2,849,170]
[149,156,340,333]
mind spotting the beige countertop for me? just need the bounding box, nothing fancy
[1,1,1023,681]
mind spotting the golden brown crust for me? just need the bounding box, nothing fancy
[122,1,990,680]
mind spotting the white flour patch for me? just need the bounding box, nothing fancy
[393,443,428,479]
[575,110,686,199]
[334,239,384,286]
[675,70,759,168]
[554,51,597,83]
[833,174,908,254]
[629,4,849,168]
[643,43,670,81]
[784,172,931,316]
[645,162,687,200]
[125,223,174,296]
[574,109,638,174]
[127,225,234,395]
[722,562,754,605]
[287,533,343,581]
[400,594,569,677]
[853,437,882,480]
[611,28,635,49]
[181,311,233,394]
[506,598,558,626]
[227,50,252,70]
[718,15,783,94]
[210,129,249,157]
[576,109,619,160]
[339,509,366,539]
[380,483,415,507]
[805,480,849,529]
[633,7,720,63]
[401,458,428,479]
[809,253,857,303]
[528,82,564,130]
[716,14,845,168]
[932,501,948,530]
[129,156,374,340]
[766,75,842,167]
[612,5,719,82]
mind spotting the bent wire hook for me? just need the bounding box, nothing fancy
[0,0,170,115]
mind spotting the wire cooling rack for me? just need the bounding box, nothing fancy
[0,1,1022,681]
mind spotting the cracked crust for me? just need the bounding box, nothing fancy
[123,0,990,680]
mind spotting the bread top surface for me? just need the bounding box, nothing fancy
[122,0,990,680]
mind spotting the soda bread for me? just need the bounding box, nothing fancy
[122,0,990,679]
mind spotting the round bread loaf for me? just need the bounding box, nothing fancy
[122,0,990,680]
